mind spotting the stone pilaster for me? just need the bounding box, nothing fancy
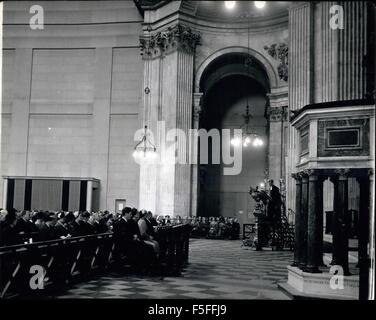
[91,48,112,210]
[190,93,202,217]
[267,88,288,185]
[138,23,201,217]
[8,49,33,176]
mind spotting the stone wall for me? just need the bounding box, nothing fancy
[1,1,144,211]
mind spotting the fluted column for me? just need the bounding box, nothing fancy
[286,2,314,214]
[306,169,321,273]
[299,171,309,269]
[315,1,368,102]
[291,172,302,267]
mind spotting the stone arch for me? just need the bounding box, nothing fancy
[195,46,278,93]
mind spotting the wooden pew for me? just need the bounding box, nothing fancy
[0,224,191,298]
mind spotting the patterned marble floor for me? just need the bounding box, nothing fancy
[53,239,293,299]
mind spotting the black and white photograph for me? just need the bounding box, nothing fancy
[0,0,375,310]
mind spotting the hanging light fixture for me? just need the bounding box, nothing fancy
[224,1,236,10]
[133,125,157,160]
[230,16,263,149]
[133,25,157,161]
[254,1,266,9]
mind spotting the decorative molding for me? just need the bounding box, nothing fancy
[264,43,288,82]
[140,24,201,59]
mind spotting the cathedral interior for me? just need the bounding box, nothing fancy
[0,0,375,301]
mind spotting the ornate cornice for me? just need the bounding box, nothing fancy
[264,43,288,82]
[140,24,201,59]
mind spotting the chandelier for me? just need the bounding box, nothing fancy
[230,16,263,148]
[133,24,157,160]
[132,125,157,160]
[230,104,263,147]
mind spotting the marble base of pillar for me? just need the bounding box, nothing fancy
[279,265,359,300]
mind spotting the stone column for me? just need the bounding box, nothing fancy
[369,169,375,299]
[330,173,340,266]
[86,180,93,213]
[291,172,302,267]
[139,24,201,217]
[306,169,321,273]
[335,169,350,275]
[357,170,371,300]
[299,171,309,269]
[317,175,325,267]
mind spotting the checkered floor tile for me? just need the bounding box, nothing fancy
[51,239,295,299]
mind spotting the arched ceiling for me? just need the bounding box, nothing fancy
[200,52,270,94]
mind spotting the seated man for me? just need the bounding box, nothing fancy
[55,212,75,238]
[70,211,93,236]
[112,207,154,272]
[0,210,21,246]
[15,210,39,242]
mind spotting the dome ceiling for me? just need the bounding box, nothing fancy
[193,1,290,22]
[138,1,290,23]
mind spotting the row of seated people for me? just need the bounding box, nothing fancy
[188,216,240,239]
[0,207,159,245]
[151,215,240,239]
[0,207,162,274]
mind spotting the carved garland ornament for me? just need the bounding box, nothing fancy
[140,24,201,59]
[264,43,288,82]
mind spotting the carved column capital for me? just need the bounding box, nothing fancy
[140,24,201,60]
[267,106,288,122]
[334,168,351,180]
[291,172,302,181]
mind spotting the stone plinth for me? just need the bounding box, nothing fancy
[280,265,359,300]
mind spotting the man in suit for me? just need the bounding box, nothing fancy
[15,210,39,242]
[70,211,93,236]
[0,210,22,246]
[113,207,153,272]
[267,179,282,223]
